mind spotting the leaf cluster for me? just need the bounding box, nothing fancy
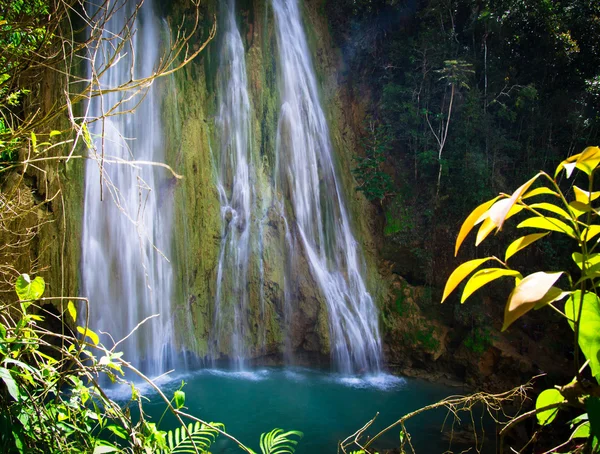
[0,274,303,454]
[443,146,600,452]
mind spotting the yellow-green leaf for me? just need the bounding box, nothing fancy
[489,174,540,230]
[503,271,564,331]
[533,287,570,310]
[505,233,549,261]
[77,326,100,346]
[517,217,577,238]
[441,258,493,303]
[569,201,592,218]
[572,253,600,270]
[573,186,600,204]
[67,301,77,323]
[30,132,37,152]
[523,187,559,199]
[565,291,600,381]
[461,268,521,303]
[476,204,524,246]
[475,217,497,246]
[529,202,571,220]
[556,152,581,178]
[583,225,600,242]
[536,388,564,425]
[572,421,591,439]
[575,146,600,176]
[455,197,499,256]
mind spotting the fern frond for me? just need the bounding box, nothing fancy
[160,421,224,454]
[259,428,303,454]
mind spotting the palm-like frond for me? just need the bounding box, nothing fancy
[259,428,303,454]
[160,421,224,454]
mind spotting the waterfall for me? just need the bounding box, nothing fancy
[81,0,176,377]
[210,0,254,368]
[272,0,382,373]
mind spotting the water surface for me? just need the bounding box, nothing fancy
[121,368,469,453]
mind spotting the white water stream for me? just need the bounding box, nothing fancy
[211,0,254,369]
[272,0,382,373]
[81,0,175,377]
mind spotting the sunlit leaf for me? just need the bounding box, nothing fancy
[573,186,600,204]
[488,174,540,230]
[575,146,600,176]
[461,268,521,303]
[0,367,19,401]
[523,187,559,199]
[572,421,591,439]
[556,152,581,178]
[533,287,570,310]
[475,217,497,246]
[67,301,77,323]
[455,197,499,256]
[15,274,45,303]
[517,217,577,238]
[565,291,600,382]
[583,225,600,242]
[569,201,592,218]
[174,390,185,409]
[503,272,564,331]
[77,326,100,346]
[536,389,563,425]
[529,202,571,220]
[505,233,549,261]
[442,258,493,303]
[572,253,600,270]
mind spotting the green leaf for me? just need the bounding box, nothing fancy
[454,197,498,256]
[572,253,600,270]
[536,389,564,425]
[259,428,303,454]
[503,272,564,331]
[442,258,493,303]
[15,274,45,302]
[461,268,521,303]
[67,301,77,323]
[77,326,100,346]
[0,367,19,401]
[49,130,61,137]
[565,291,600,382]
[572,421,591,439]
[30,132,36,152]
[174,390,185,409]
[517,217,577,238]
[505,233,549,261]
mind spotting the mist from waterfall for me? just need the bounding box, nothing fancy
[210,0,254,369]
[81,0,176,377]
[271,0,382,373]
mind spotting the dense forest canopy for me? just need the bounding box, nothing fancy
[327,0,600,284]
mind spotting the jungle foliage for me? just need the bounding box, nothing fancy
[328,0,600,285]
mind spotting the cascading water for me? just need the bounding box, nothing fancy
[210,0,254,368]
[81,0,176,377]
[272,0,382,373]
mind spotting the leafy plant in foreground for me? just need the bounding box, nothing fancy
[0,274,302,454]
[442,146,600,452]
